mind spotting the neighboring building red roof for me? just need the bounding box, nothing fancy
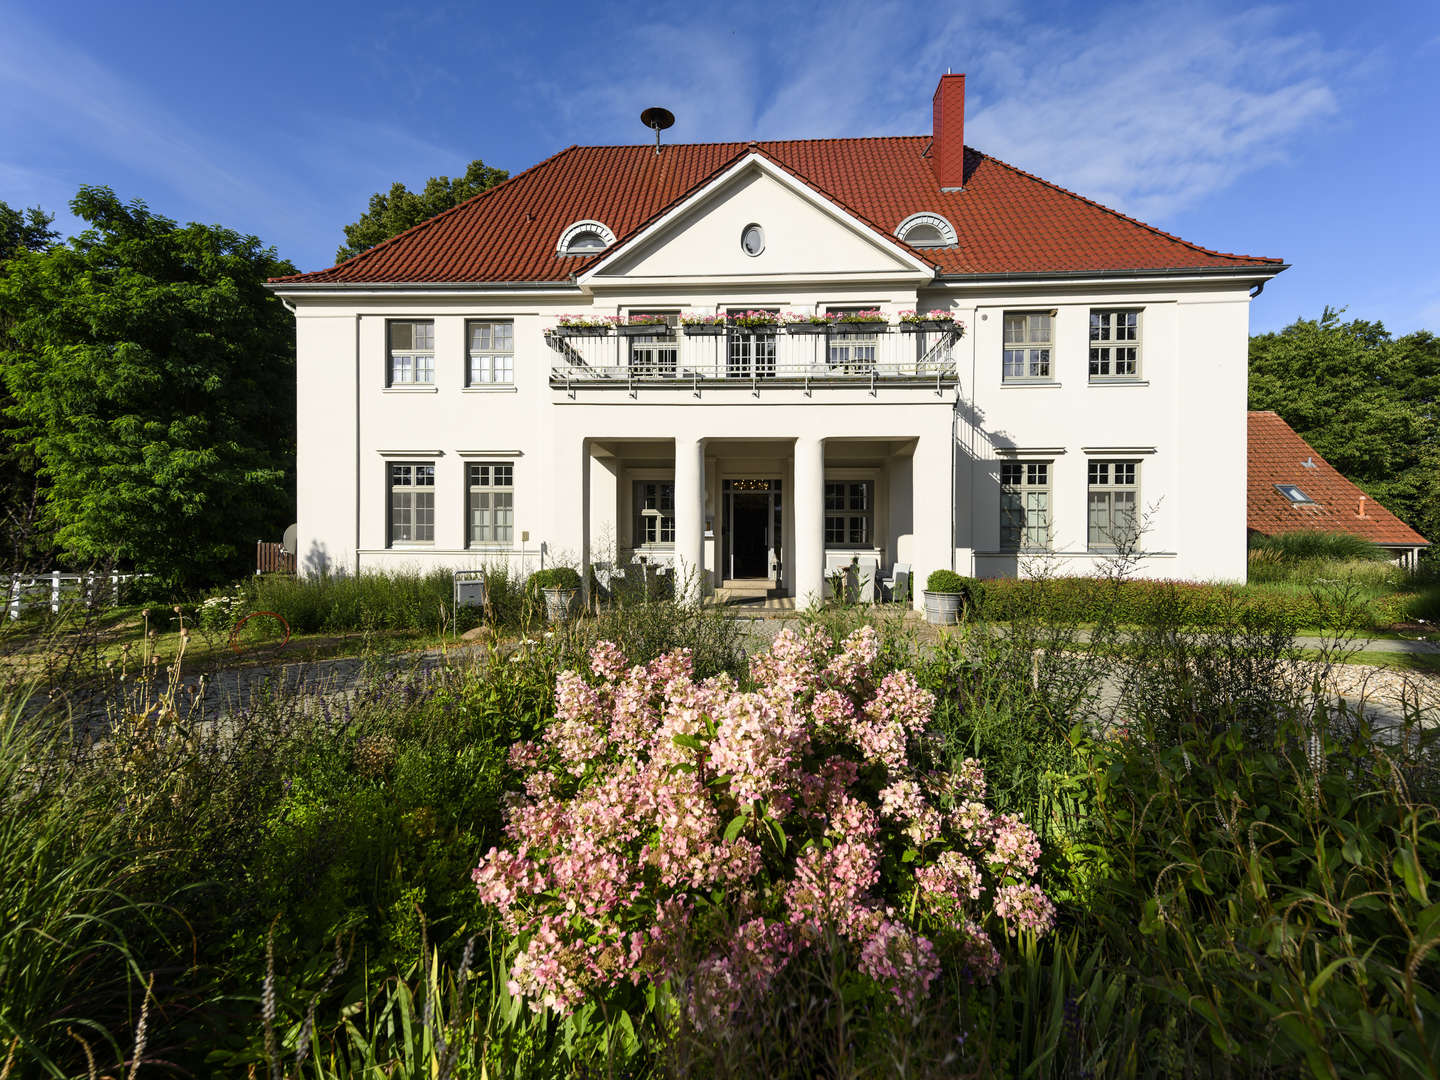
[1247,411,1428,547]
[272,138,1284,285]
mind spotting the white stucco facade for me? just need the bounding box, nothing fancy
[275,154,1275,607]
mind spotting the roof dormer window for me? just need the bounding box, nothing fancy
[557,220,616,256]
[895,212,957,249]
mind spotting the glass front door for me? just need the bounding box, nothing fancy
[723,479,783,582]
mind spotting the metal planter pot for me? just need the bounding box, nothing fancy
[543,587,579,621]
[923,590,965,625]
[554,326,610,338]
[786,323,830,335]
[682,324,726,336]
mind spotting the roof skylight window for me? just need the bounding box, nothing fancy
[1275,483,1315,505]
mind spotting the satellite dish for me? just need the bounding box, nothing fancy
[282,523,298,555]
[641,107,675,154]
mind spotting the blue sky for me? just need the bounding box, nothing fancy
[3,0,1437,334]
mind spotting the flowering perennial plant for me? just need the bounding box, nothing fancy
[679,312,726,326]
[898,309,958,324]
[723,309,781,328]
[553,314,612,330]
[832,307,887,324]
[472,626,1055,1027]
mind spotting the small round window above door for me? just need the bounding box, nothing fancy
[740,223,765,257]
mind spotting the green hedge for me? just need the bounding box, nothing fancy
[973,575,1414,629]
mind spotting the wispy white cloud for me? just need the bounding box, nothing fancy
[532,1,1342,225]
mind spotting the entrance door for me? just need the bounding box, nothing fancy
[731,494,770,578]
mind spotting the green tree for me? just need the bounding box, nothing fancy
[0,200,61,570]
[335,158,508,262]
[1249,307,1440,541]
[0,186,296,588]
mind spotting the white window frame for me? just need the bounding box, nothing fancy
[628,311,679,378]
[634,480,676,548]
[1089,309,1142,380]
[467,320,514,386]
[388,320,435,386]
[725,308,779,379]
[824,479,873,547]
[1087,460,1140,551]
[556,220,616,255]
[1000,460,1052,550]
[1002,311,1054,382]
[825,307,879,374]
[467,462,514,547]
[389,462,435,545]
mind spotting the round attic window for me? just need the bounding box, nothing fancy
[740,223,765,257]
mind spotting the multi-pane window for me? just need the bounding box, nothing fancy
[389,463,435,544]
[388,321,435,385]
[467,463,514,545]
[1087,461,1139,550]
[1000,461,1051,550]
[1089,310,1140,379]
[1003,312,1053,381]
[467,321,514,385]
[826,308,878,373]
[824,481,872,546]
[727,310,778,379]
[635,481,675,546]
[629,312,679,378]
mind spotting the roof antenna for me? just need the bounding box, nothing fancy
[641,107,674,155]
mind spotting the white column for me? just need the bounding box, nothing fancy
[794,436,826,608]
[674,435,706,603]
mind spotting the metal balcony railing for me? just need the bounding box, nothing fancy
[547,327,960,396]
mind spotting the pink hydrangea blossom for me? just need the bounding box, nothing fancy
[471,629,1056,1025]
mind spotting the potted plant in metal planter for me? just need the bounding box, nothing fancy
[530,566,582,621]
[617,313,674,337]
[552,315,612,338]
[681,313,727,336]
[923,569,977,625]
[828,308,891,336]
[899,309,962,334]
[784,312,833,335]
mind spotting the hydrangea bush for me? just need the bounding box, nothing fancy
[472,626,1055,1027]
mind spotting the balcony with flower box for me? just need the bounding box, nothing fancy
[547,311,963,396]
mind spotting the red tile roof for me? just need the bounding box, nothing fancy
[1247,411,1428,547]
[271,138,1284,285]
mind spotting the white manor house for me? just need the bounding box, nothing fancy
[270,75,1285,607]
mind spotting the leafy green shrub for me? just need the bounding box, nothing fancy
[925,569,979,601]
[1248,529,1389,562]
[527,566,581,591]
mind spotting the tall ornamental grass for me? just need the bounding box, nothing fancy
[0,697,166,1076]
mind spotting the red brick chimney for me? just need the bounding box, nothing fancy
[931,73,966,191]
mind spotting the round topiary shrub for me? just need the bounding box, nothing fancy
[925,569,976,597]
[528,567,582,592]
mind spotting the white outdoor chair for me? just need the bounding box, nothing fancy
[881,562,911,604]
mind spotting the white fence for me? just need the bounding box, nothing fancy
[6,571,144,621]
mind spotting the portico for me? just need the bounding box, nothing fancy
[579,429,949,607]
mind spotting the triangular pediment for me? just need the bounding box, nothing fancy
[580,155,932,287]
